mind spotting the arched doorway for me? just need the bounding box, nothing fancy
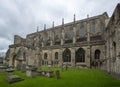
[12,53,17,67]
[75,48,85,62]
[94,49,101,59]
[62,48,71,62]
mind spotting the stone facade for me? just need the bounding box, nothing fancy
[5,3,120,75]
[103,3,120,74]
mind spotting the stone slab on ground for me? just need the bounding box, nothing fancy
[6,75,24,84]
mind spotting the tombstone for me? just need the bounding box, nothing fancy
[65,64,68,70]
[61,63,64,72]
[55,70,60,79]
[48,65,51,71]
[41,71,47,76]
[26,65,37,77]
[46,71,54,78]
[0,65,7,72]
[16,64,21,71]
[21,64,26,72]
[36,69,42,75]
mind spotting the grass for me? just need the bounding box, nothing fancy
[0,67,120,87]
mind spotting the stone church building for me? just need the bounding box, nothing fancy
[5,3,120,75]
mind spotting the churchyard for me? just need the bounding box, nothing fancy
[0,66,120,87]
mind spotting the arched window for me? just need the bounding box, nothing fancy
[91,22,96,33]
[113,42,116,59]
[75,48,85,62]
[69,30,74,39]
[79,25,85,36]
[94,49,101,59]
[44,53,47,59]
[62,48,71,62]
[55,52,58,59]
[23,52,26,61]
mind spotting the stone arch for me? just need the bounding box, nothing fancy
[62,48,71,62]
[75,48,85,62]
[94,49,101,59]
[11,52,17,66]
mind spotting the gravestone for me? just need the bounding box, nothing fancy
[46,71,54,78]
[36,70,42,75]
[16,64,21,71]
[26,65,37,77]
[55,70,60,79]
[21,64,26,72]
[0,65,7,72]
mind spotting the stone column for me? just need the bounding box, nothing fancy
[42,42,44,47]
[86,46,91,67]
[87,20,90,42]
[48,50,52,65]
[86,18,91,68]
[58,49,63,67]
[71,48,75,67]
[61,29,64,45]
[50,40,53,46]
[73,27,76,44]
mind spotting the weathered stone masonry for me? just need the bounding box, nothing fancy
[5,3,120,75]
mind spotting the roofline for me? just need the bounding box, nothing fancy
[27,12,107,37]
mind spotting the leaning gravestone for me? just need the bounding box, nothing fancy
[55,70,60,79]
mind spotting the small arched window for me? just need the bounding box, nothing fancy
[94,49,101,59]
[44,53,47,59]
[55,52,58,59]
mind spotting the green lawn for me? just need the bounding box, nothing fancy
[0,68,120,87]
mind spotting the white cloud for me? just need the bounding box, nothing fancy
[0,0,120,52]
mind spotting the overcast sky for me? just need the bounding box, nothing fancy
[0,0,120,52]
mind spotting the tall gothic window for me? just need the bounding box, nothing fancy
[113,42,116,59]
[44,53,47,59]
[91,22,96,33]
[62,48,71,62]
[75,48,85,62]
[94,49,101,59]
[79,25,85,36]
[55,52,58,59]
[69,30,74,39]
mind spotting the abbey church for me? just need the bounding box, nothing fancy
[5,3,120,75]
